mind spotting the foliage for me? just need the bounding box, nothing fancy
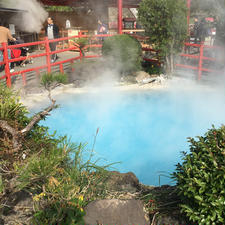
[102,34,142,75]
[138,0,187,74]
[190,0,225,17]
[0,83,28,124]
[173,125,225,224]
[0,175,3,194]
[41,72,68,91]
[0,81,112,223]
[142,61,163,75]
[0,84,30,152]
[16,136,110,224]
[45,6,74,12]
[75,38,88,49]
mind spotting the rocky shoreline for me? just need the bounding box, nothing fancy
[1,170,192,225]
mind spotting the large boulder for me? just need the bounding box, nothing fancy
[106,171,140,193]
[84,199,149,225]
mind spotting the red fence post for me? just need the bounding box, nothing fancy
[71,60,75,72]
[59,64,64,74]
[2,42,11,87]
[198,43,204,80]
[22,73,26,86]
[78,31,83,61]
[45,37,51,73]
[118,0,123,34]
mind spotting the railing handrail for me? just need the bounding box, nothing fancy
[176,41,221,80]
[0,33,115,87]
[2,32,218,86]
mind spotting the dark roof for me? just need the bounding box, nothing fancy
[0,7,27,13]
[40,0,141,7]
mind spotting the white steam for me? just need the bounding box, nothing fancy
[3,0,48,33]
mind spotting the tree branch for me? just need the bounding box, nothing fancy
[21,100,56,135]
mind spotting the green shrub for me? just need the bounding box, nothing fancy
[102,34,142,75]
[0,83,28,124]
[76,37,88,49]
[142,61,163,75]
[41,72,68,90]
[173,125,225,224]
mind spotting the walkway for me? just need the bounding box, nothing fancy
[0,49,86,91]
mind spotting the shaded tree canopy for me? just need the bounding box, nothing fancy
[138,0,187,74]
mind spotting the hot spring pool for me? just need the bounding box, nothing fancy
[40,84,225,186]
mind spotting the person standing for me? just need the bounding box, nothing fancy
[97,19,108,42]
[0,23,16,72]
[45,17,59,63]
[193,17,199,43]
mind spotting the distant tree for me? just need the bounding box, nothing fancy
[138,0,187,74]
[45,6,74,12]
[191,0,225,17]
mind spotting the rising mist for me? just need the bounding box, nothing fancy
[1,0,48,33]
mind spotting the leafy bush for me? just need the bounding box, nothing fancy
[76,38,88,49]
[0,83,28,124]
[173,125,225,224]
[102,34,142,75]
[142,61,163,75]
[41,72,68,91]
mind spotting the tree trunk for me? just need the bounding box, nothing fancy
[165,55,170,74]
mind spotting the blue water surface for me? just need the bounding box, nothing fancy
[40,86,225,186]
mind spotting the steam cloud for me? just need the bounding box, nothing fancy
[2,0,48,33]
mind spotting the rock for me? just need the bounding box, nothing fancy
[84,199,149,225]
[154,213,191,225]
[135,71,166,85]
[106,171,140,193]
[1,191,33,225]
[121,75,136,84]
[135,71,151,84]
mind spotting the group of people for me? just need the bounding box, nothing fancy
[192,17,213,44]
[0,16,60,72]
[192,16,225,47]
[0,16,109,72]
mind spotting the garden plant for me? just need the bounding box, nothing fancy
[173,125,225,224]
[0,73,111,224]
[102,34,142,75]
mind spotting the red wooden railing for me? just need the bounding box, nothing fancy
[0,32,159,87]
[176,42,219,80]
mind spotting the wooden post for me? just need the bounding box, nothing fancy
[45,37,51,73]
[59,63,64,74]
[198,43,204,80]
[2,42,11,87]
[118,0,123,34]
[78,31,83,61]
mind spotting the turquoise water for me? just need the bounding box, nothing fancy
[40,86,225,186]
